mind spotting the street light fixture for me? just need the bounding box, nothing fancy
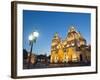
[33,31,39,38]
[28,34,33,41]
[28,31,39,41]
[28,31,39,69]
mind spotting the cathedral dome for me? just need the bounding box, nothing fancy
[51,32,61,47]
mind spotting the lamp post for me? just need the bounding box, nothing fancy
[28,31,39,69]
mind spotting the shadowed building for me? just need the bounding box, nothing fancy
[26,53,36,64]
[50,26,90,63]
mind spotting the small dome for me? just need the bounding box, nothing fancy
[68,26,76,32]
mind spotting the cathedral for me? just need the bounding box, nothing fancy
[50,26,91,63]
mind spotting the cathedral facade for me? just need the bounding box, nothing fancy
[50,26,91,63]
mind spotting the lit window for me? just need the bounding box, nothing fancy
[67,45,69,47]
[72,43,74,46]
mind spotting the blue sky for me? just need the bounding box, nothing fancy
[23,10,91,55]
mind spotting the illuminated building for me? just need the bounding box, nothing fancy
[50,26,90,63]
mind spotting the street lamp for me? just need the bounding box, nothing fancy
[28,31,39,69]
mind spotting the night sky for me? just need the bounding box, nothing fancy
[23,10,91,55]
